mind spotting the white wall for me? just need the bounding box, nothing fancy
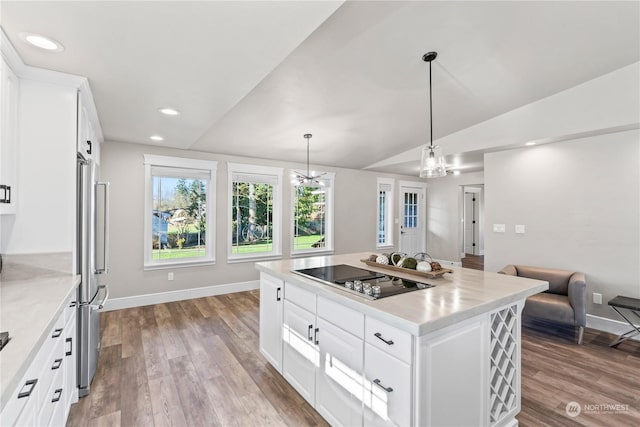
[0,79,76,256]
[484,129,640,319]
[101,141,414,299]
[426,171,484,262]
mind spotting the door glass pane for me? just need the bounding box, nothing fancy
[403,192,418,229]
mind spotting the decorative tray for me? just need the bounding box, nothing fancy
[359,259,452,279]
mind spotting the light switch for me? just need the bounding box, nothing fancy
[493,224,506,233]
[515,225,526,234]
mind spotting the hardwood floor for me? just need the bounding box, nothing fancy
[67,291,640,427]
[461,254,484,270]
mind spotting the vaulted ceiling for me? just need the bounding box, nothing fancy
[2,1,639,174]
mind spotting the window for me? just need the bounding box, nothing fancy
[228,163,283,261]
[144,155,217,269]
[377,178,394,248]
[291,172,335,255]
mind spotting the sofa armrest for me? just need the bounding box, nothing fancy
[498,265,517,276]
[568,272,587,327]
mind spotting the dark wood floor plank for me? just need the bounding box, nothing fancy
[87,410,121,427]
[120,306,143,359]
[153,303,187,360]
[148,375,189,427]
[100,310,122,347]
[120,353,154,427]
[87,344,122,420]
[140,325,171,381]
[169,355,222,427]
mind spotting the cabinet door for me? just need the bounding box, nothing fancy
[259,274,284,373]
[315,317,364,427]
[363,343,411,427]
[282,300,317,405]
[0,58,19,214]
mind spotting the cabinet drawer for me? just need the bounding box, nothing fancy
[285,283,316,313]
[317,296,364,339]
[38,366,64,427]
[364,343,411,427]
[365,316,412,364]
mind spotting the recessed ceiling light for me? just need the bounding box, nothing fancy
[19,32,64,52]
[159,108,180,116]
[150,135,164,142]
[525,142,537,146]
[453,170,461,176]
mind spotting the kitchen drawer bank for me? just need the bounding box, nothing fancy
[256,253,548,427]
[0,257,80,426]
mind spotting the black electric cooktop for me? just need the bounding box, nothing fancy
[293,264,434,300]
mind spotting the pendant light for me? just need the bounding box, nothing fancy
[292,133,326,186]
[419,51,447,178]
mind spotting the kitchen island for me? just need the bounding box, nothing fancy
[256,253,548,427]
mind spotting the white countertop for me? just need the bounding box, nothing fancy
[256,253,548,336]
[0,253,79,411]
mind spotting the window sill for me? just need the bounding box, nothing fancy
[144,258,215,271]
[227,253,283,264]
[290,249,335,258]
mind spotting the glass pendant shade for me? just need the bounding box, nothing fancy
[419,145,446,178]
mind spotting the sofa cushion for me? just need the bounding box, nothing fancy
[515,265,573,295]
[524,293,575,325]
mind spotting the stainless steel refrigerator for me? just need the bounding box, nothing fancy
[76,153,109,398]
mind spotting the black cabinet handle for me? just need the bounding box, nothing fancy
[314,327,319,345]
[374,332,394,346]
[86,140,92,155]
[51,358,63,370]
[52,388,63,403]
[373,379,393,393]
[52,328,63,338]
[0,185,10,204]
[65,337,73,356]
[276,287,281,301]
[18,379,37,398]
[307,324,313,341]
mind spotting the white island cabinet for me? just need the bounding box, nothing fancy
[256,253,548,427]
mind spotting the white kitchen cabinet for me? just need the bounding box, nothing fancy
[315,317,364,427]
[283,298,317,404]
[259,273,284,373]
[363,343,411,427]
[77,95,100,164]
[0,294,78,427]
[0,57,19,214]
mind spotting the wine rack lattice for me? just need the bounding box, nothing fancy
[489,305,518,425]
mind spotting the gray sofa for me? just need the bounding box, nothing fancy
[498,265,586,344]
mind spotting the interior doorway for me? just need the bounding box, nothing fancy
[399,181,426,256]
[460,185,484,258]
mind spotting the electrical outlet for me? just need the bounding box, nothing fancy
[593,292,602,305]
[168,272,174,281]
[493,224,506,233]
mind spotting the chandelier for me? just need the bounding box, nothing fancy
[292,133,326,185]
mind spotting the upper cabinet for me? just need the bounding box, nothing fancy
[77,94,100,164]
[0,57,20,214]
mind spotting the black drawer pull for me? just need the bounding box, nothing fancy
[374,332,394,346]
[373,379,393,393]
[18,379,37,398]
[52,388,63,403]
[51,358,63,370]
[307,324,313,341]
[314,327,319,345]
[0,185,11,204]
[52,328,63,338]
[276,287,281,301]
[65,337,73,356]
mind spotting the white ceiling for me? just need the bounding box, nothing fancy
[2,1,639,174]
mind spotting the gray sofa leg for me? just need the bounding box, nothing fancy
[577,326,584,344]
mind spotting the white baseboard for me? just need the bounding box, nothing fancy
[102,280,260,311]
[433,258,462,267]
[587,313,640,342]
